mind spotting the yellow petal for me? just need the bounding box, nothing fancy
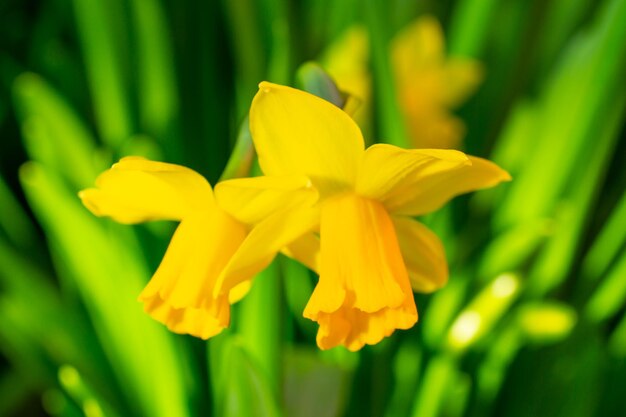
[137,208,248,337]
[281,233,321,273]
[356,143,469,206]
[393,217,448,292]
[214,206,320,295]
[215,175,319,225]
[303,194,417,350]
[140,210,246,308]
[228,281,252,304]
[79,157,213,223]
[357,144,510,216]
[441,59,484,108]
[392,15,444,81]
[250,82,365,194]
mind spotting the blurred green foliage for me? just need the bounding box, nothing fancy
[0,0,625,416]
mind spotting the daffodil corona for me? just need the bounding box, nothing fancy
[216,82,510,351]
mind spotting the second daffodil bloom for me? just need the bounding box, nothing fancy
[80,157,316,339]
[216,82,510,351]
[392,16,483,149]
[323,16,482,150]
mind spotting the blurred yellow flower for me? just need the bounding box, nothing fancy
[217,82,510,351]
[80,157,315,339]
[393,16,483,149]
[323,16,482,149]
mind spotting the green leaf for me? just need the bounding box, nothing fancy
[71,0,132,148]
[284,348,351,417]
[128,0,179,149]
[12,73,102,188]
[585,249,626,323]
[447,273,521,352]
[20,163,191,417]
[516,302,577,344]
[219,116,255,182]
[216,337,281,417]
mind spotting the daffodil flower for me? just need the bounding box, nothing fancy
[216,82,510,351]
[323,16,482,149]
[392,16,483,149]
[80,157,316,339]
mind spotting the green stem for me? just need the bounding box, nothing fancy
[364,0,408,147]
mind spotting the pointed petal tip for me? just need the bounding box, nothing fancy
[78,188,101,216]
[117,155,146,165]
[487,164,512,183]
[258,81,277,93]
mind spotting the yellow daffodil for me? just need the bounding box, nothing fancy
[392,16,483,149]
[216,82,510,351]
[323,16,482,149]
[80,157,316,339]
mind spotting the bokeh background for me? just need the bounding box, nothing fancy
[0,0,625,416]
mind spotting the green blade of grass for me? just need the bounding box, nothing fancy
[488,100,537,182]
[219,116,255,182]
[282,256,317,340]
[0,237,120,403]
[497,0,626,228]
[534,0,593,86]
[71,0,132,149]
[516,302,577,344]
[129,0,179,153]
[261,0,291,84]
[213,336,281,417]
[20,163,190,417]
[384,343,422,417]
[422,277,469,349]
[446,273,521,353]
[477,219,551,279]
[236,261,283,403]
[364,0,408,147]
[58,366,121,417]
[526,87,626,297]
[222,0,267,116]
[0,300,55,389]
[608,310,626,357]
[0,370,32,417]
[448,0,499,57]
[409,354,458,417]
[584,248,626,323]
[12,73,103,188]
[0,174,37,249]
[284,347,352,417]
[580,191,626,283]
[473,326,522,415]
[42,389,85,417]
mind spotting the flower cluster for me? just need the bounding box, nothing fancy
[80,82,509,351]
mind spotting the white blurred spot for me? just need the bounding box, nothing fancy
[450,311,482,346]
[491,273,518,298]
